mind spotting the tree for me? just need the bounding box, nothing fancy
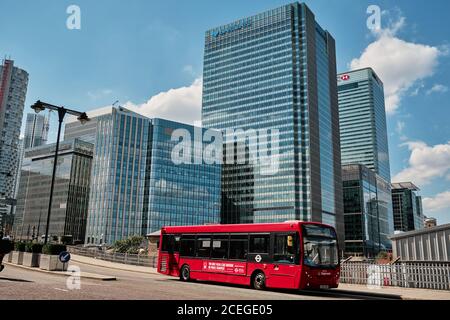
[112,236,145,254]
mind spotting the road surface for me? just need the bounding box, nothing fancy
[0,262,375,300]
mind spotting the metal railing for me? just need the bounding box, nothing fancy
[67,246,157,268]
[340,261,450,290]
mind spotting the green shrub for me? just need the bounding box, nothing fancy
[42,244,67,255]
[112,236,145,254]
[376,251,389,260]
[25,242,43,253]
[0,239,14,254]
[14,241,26,252]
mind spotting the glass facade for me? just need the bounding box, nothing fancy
[202,3,343,244]
[24,113,49,149]
[147,119,221,232]
[342,164,393,257]
[338,68,391,182]
[391,182,424,232]
[14,139,93,242]
[70,107,221,245]
[85,108,151,244]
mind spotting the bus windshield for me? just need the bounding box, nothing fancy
[302,224,338,268]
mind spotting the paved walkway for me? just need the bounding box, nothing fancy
[70,254,157,274]
[68,254,450,300]
[4,261,116,281]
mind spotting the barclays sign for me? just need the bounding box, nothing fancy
[211,19,252,38]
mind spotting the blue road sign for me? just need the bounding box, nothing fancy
[59,251,71,263]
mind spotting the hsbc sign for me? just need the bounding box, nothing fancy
[340,74,350,81]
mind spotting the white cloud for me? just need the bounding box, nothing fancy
[393,140,450,185]
[426,84,448,95]
[423,191,450,213]
[124,77,202,125]
[350,14,443,114]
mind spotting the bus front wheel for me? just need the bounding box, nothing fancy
[180,265,191,282]
[252,271,266,290]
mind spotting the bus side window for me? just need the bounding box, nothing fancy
[180,235,196,257]
[196,235,212,258]
[229,235,248,260]
[249,234,270,254]
[211,235,229,259]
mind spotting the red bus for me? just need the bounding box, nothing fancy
[157,221,340,290]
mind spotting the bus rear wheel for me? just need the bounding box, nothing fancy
[252,271,266,290]
[180,265,191,282]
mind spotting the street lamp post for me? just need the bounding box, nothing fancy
[31,100,89,244]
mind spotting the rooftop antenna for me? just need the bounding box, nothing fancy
[112,100,119,107]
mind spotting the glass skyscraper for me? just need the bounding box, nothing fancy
[337,68,391,182]
[14,139,93,242]
[66,107,221,245]
[391,182,424,232]
[82,107,151,244]
[23,113,49,149]
[147,118,221,232]
[202,3,344,244]
[342,164,393,257]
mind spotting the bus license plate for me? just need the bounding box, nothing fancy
[320,285,329,289]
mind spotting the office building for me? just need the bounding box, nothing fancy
[202,3,344,244]
[337,68,391,182]
[342,164,393,257]
[146,118,221,233]
[66,107,221,245]
[0,59,28,200]
[23,113,49,149]
[391,182,424,232]
[14,139,93,242]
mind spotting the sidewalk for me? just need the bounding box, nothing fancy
[337,283,450,300]
[70,254,158,274]
[4,261,116,281]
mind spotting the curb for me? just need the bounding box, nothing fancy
[3,262,116,281]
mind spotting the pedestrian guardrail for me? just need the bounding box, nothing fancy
[340,260,450,290]
[67,246,157,268]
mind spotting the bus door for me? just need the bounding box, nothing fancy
[159,234,180,276]
[268,233,299,289]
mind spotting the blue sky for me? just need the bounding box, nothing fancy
[1,0,449,223]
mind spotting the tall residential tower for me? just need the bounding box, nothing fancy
[202,3,344,244]
[0,59,28,200]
